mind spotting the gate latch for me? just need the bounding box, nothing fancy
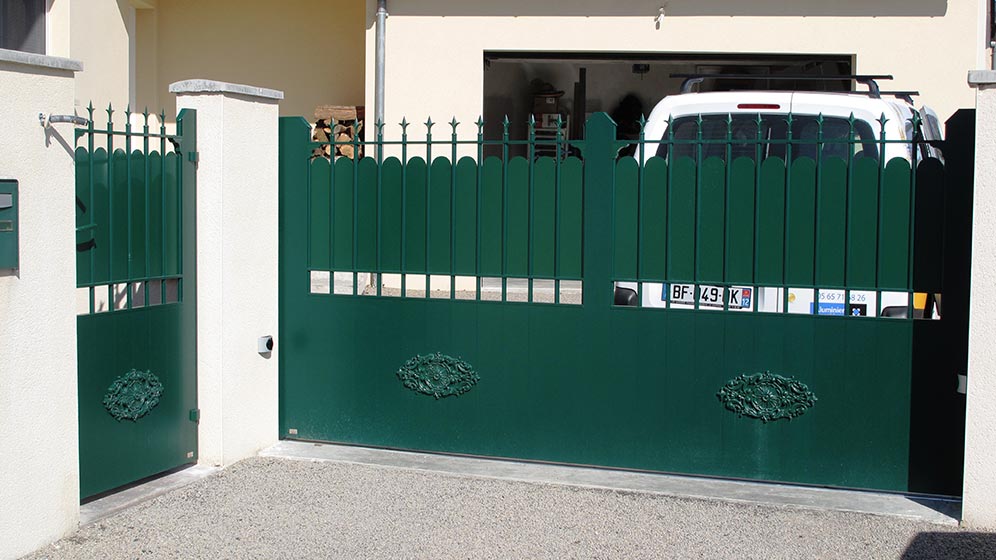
[189,408,200,423]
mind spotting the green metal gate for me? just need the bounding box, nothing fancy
[279,112,969,494]
[75,106,198,500]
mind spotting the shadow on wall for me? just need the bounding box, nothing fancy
[369,0,946,20]
[902,532,996,559]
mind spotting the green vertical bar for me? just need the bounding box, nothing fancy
[454,157,478,275]
[91,148,109,286]
[786,157,816,286]
[697,156,726,283]
[727,157,756,284]
[879,158,912,290]
[641,157,668,281]
[581,113,617,308]
[559,157,583,279]
[756,158,786,285]
[130,150,148,281]
[913,160,945,292]
[533,157,556,278]
[352,139,360,293]
[480,157,503,276]
[527,118,536,301]
[357,158,378,272]
[400,123,408,292]
[782,117,794,311]
[86,106,96,294]
[501,121,510,299]
[75,148,92,287]
[159,115,167,303]
[816,157,847,286]
[106,107,115,303]
[507,157,529,277]
[404,157,427,273]
[310,158,332,271]
[174,128,183,289]
[429,158,452,274]
[164,152,179,277]
[148,151,164,279]
[380,157,403,272]
[554,118,563,302]
[614,157,639,280]
[476,120,485,300]
[333,157,355,271]
[125,112,133,308]
[425,122,434,298]
[668,157,696,282]
[450,123,459,297]
[376,122,384,295]
[112,150,129,283]
[847,159,879,288]
[722,115,733,309]
[143,113,151,292]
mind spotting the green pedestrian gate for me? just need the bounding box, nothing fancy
[279,112,970,495]
[75,107,198,500]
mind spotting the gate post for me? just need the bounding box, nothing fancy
[0,52,82,559]
[171,80,283,467]
[581,113,623,311]
[964,71,996,528]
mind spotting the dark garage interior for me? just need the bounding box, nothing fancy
[483,52,853,156]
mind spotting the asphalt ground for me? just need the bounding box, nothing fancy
[22,457,996,560]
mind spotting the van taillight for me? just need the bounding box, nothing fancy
[737,104,781,110]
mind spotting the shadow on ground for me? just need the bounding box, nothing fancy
[903,532,996,559]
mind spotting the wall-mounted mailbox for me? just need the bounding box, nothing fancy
[0,181,18,269]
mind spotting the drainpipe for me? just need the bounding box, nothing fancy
[375,0,388,128]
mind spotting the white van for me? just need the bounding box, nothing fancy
[616,76,942,317]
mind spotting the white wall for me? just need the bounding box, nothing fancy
[172,80,281,467]
[963,69,996,529]
[366,0,984,148]
[0,53,81,560]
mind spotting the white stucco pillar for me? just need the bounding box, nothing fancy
[170,80,282,467]
[964,70,996,528]
[0,50,83,560]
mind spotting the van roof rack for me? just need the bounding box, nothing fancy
[671,73,894,97]
[878,91,919,104]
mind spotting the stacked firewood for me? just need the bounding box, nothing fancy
[313,105,364,160]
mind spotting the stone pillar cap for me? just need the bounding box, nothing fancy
[169,79,284,100]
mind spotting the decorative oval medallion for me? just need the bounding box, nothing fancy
[397,353,479,399]
[103,369,164,421]
[717,371,816,423]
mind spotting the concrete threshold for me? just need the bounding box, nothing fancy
[79,465,220,526]
[261,441,960,526]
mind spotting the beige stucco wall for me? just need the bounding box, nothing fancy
[147,0,364,120]
[174,83,281,467]
[365,0,986,143]
[0,57,80,560]
[70,0,136,113]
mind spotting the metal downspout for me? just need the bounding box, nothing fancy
[376,0,388,128]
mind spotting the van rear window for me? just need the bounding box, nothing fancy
[655,114,879,162]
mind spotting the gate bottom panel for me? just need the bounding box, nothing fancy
[78,304,197,499]
[280,295,912,492]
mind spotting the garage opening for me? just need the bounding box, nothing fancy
[483,52,853,156]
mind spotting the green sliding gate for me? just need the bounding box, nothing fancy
[75,107,198,499]
[279,112,970,494]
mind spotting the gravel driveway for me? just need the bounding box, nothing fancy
[23,457,996,560]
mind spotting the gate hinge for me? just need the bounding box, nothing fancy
[188,151,199,163]
[189,408,200,423]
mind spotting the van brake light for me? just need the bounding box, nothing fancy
[737,104,781,110]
